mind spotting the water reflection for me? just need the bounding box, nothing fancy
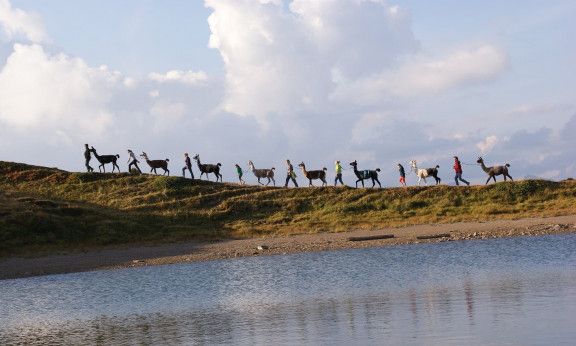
[1,235,576,345]
[2,272,575,345]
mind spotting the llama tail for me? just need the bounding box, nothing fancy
[505,163,510,167]
[166,158,170,162]
[271,167,275,170]
[323,167,327,171]
[116,154,120,158]
[217,163,222,166]
[436,165,440,169]
[376,168,381,172]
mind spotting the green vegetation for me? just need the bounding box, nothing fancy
[1,161,575,256]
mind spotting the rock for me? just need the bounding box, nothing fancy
[132,259,144,264]
[257,245,269,251]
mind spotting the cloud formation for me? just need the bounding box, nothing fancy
[148,70,208,85]
[205,0,418,121]
[0,44,120,138]
[0,0,48,43]
[334,44,507,104]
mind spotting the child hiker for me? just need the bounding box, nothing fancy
[453,156,470,186]
[398,163,406,186]
[235,163,245,185]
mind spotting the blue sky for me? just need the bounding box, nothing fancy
[1,0,575,185]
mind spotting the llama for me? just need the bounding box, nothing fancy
[409,160,441,185]
[141,152,170,175]
[193,154,222,182]
[298,162,327,187]
[90,147,120,173]
[476,157,513,184]
[349,160,381,188]
[248,161,275,186]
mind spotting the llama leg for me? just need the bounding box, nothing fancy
[376,178,381,188]
[507,174,513,181]
[272,177,275,186]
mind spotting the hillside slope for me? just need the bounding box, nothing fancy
[1,161,575,256]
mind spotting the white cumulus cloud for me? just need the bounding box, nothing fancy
[148,70,208,85]
[333,44,507,104]
[205,0,418,121]
[0,0,49,43]
[0,44,119,136]
[476,135,500,154]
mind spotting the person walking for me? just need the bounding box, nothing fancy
[284,159,298,187]
[235,163,245,185]
[334,160,344,186]
[182,153,194,178]
[398,163,406,186]
[127,149,142,173]
[453,156,470,186]
[84,144,94,172]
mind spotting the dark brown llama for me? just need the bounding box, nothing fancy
[141,152,170,175]
[298,162,327,187]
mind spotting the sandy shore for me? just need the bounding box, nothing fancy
[2,215,576,280]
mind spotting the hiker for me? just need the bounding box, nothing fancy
[284,159,298,187]
[453,156,470,186]
[84,144,94,172]
[127,149,142,173]
[334,160,344,186]
[398,163,406,186]
[235,163,245,185]
[182,153,194,179]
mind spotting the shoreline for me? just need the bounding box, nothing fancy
[2,215,576,280]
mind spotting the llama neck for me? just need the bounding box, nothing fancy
[479,161,490,173]
[300,166,307,176]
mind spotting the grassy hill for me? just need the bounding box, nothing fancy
[1,161,575,256]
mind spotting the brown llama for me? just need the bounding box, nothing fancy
[141,152,170,175]
[477,157,512,184]
[298,162,327,187]
[248,160,275,186]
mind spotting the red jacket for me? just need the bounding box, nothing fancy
[453,159,462,173]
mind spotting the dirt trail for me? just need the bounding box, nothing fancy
[2,215,575,280]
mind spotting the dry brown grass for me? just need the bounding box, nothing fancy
[1,160,575,256]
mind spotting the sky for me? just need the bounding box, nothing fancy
[0,0,575,186]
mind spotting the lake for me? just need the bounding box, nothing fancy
[1,234,576,345]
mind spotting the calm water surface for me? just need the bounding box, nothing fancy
[1,234,576,345]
